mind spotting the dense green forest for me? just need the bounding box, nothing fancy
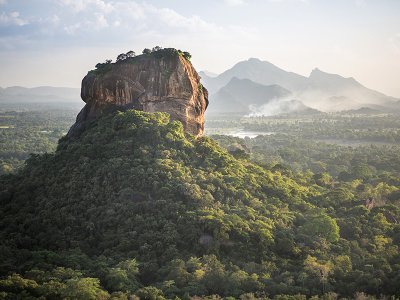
[206,112,400,143]
[0,109,78,175]
[1,110,400,299]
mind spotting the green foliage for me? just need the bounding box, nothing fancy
[90,47,193,75]
[299,214,340,242]
[0,109,78,174]
[1,110,400,298]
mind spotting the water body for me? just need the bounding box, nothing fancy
[227,129,275,139]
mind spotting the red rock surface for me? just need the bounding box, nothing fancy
[69,52,208,137]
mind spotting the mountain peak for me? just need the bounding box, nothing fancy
[247,57,262,63]
[309,68,328,77]
[310,68,357,82]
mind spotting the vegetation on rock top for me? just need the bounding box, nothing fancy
[91,47,192,76]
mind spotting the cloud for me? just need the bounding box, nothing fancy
[0,0,7,5]
[64,13,109,34]
[150,6,218,32]
[0,0,258,53]
[0,11,28,26]
[59,0,114,13]
[223,0,246,6]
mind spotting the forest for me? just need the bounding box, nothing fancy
[0,108,399,299]
[0,108,78,175]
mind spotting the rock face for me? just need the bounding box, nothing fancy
[68,51,208,137]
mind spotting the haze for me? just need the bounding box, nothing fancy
[0,0,399,97]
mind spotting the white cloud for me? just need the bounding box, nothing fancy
[153,7,218,32]
[223,0,246,6]
[56,0,250,39]
[94,13,108,29]
[112,1,146,21]
[0,11,29,26]
[63,13,109,34]
[0,0,259,55]
[0,0,7,5]
[59,0,114,13]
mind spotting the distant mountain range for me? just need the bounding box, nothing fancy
[1,59,399,116]
[202,58,400,115]
[0,86,81,103]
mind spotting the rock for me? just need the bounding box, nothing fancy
[68,49,208,137]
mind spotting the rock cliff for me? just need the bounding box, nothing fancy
[68,49,208,137]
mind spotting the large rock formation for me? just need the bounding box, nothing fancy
[68,49,208,137]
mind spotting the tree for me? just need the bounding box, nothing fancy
[142,48,152,55]
[304,255,333,294]
[116,53,127,62]
[299,214,340,242]
[182,51,191,61]
[126,50,136,58]
[135,286,165,300]
[63,277,109,300]
[152,46,162,52]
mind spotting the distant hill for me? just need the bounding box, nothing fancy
[202,58,399,113]
[341,107,383,114]
[0,86,81,103]
[202,58,307,93]
[207,77,291,114]
[300,68,398,111]
[199,70,217,78]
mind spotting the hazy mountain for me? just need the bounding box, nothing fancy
[341,107,383,114]
[202,58,307,93]
[199,70,218,78]
[207,77,291,114]
[202,59,399,112]
[0,86,81,103]
[299,68,398,111]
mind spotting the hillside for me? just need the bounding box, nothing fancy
[1,110,400,298]
[0,110,312,298]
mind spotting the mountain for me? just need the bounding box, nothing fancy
[300,68,399,111]
[341,107,383,114]
[199,70,217,78]
[207,77,291,114]
[0,86,81,103]
[202,59,399,113]
[202,58,307,93]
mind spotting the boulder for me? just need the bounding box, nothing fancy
[68,49,208,137]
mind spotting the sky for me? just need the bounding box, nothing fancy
[0,0,399,97]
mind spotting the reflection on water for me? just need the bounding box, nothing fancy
[227,130,275,139]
